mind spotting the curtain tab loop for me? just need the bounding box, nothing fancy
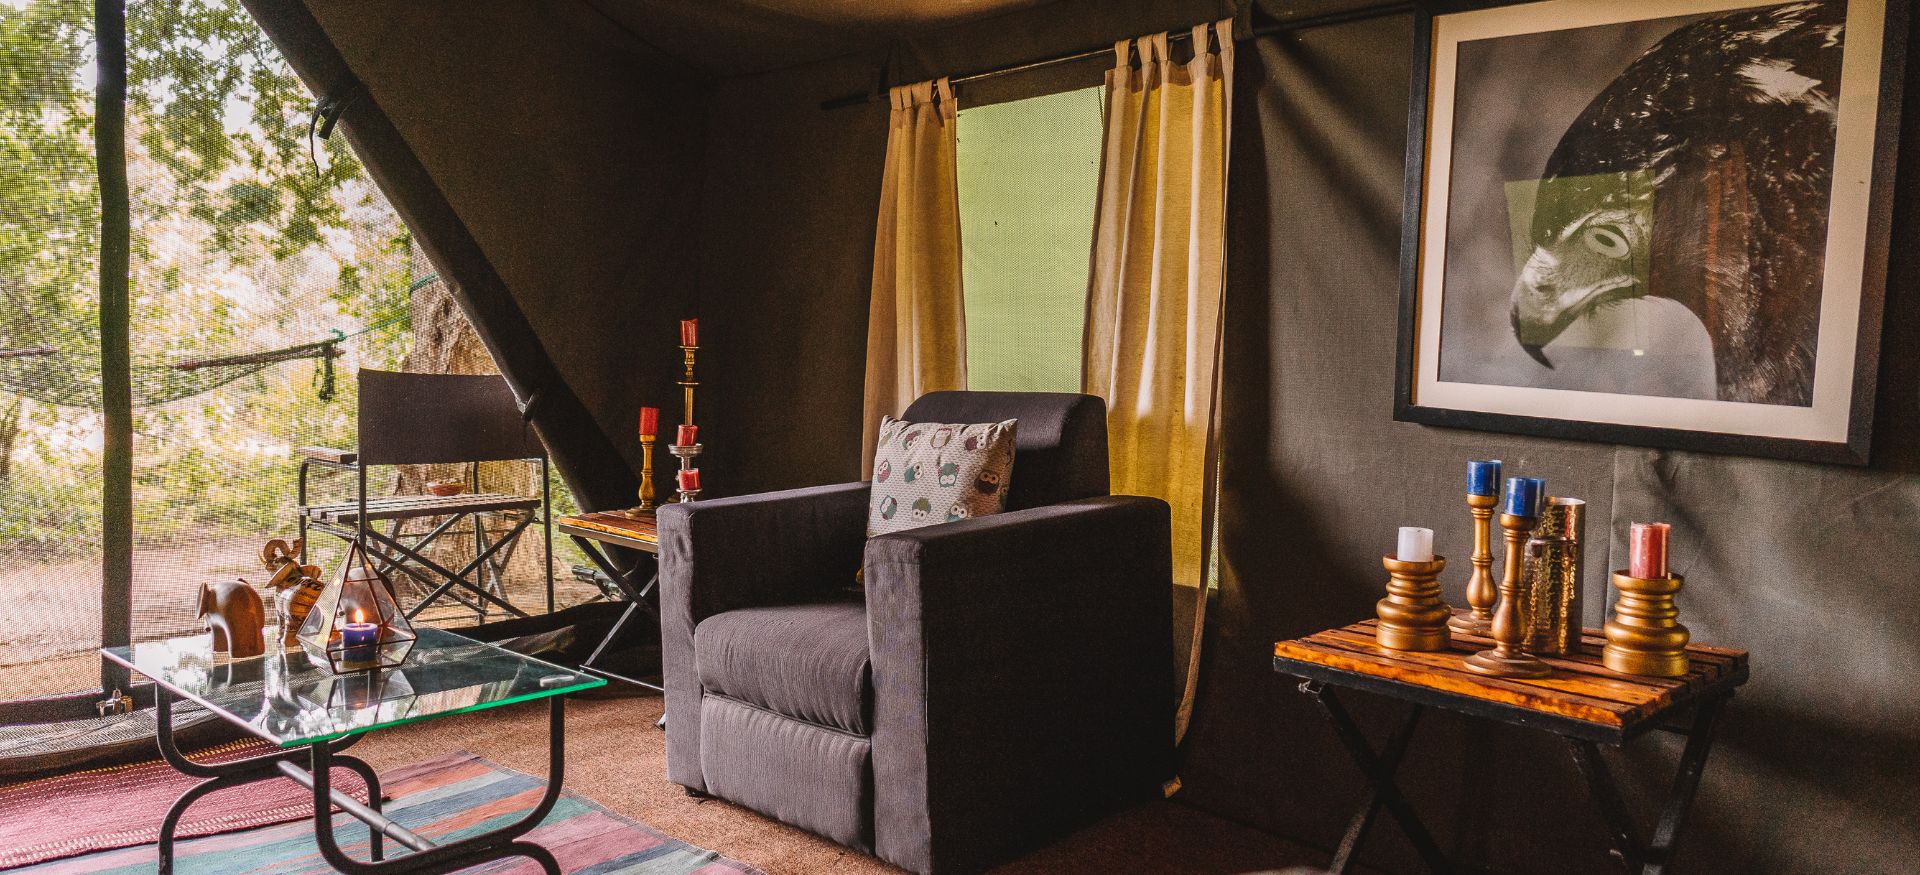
[1113,38,1131,69]
[934,77,955,113]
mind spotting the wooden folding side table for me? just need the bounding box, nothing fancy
[556,510,662,694]
[1272,618,1747,875]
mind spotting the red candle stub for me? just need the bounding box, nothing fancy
[678,468,701,491]
[638,406,659,437]
[680,319,699,347]
[1629,522,1670,579]
[676,424,698,447]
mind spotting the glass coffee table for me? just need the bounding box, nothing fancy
[103,626,604,874]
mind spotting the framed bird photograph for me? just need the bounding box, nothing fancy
[1395,0,1907,464]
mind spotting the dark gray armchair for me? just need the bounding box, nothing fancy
[657,391,1174,874]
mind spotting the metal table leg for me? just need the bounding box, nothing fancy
[307,695,570,874]
[569,533,663,694]
[1568,692,1729,875]
[1304,681,1452,874]
[154,690,383,873]
[154,690,569,874]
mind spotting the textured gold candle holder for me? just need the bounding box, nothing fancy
[1449,492,1499,636]
[618,434,657,518]
[1376,554,1450,651]
[1603,570,1689,677]
[1465,512,1552,678]
[1523,497,1585,656]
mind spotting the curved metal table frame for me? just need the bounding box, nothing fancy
[155,689,567,875]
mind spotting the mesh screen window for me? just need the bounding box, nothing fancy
[956,86,1103,393]
[0,0,588,713]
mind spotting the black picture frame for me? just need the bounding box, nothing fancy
[1394,0,1907,465]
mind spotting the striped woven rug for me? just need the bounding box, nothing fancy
[10,752,763,874]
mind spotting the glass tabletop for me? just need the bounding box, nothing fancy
[102,627,604,747]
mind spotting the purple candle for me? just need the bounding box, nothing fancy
[1503,476,1544,518]
[1467,460,1502,497]
[340,610,378,664]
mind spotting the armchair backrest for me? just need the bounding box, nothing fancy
[902,391,1108,511]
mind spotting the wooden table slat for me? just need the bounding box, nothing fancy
[558,511,660,551]
[1276,617,1748,739]
[1276,638,1637,725]
[1313,629,1689,709]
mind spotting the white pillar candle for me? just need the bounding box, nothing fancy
[1397,526,1434,562]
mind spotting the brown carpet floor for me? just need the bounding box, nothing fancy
[349,690,1340,874]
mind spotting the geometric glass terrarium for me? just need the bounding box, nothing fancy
[296,540,416,673]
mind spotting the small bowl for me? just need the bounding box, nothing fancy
[427,481,466,497]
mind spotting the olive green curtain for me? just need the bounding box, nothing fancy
[1083,21,1233,743]
[863,78,966,468]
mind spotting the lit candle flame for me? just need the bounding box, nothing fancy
[353,609,365,624]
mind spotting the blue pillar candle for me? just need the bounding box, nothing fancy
[1503,476,1545,518]
[1467,460,1502,496]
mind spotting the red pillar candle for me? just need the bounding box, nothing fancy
[638,406,659,438]
[678,468,701,491]
[676,424,698,447]
[680,319,699,347]
[1629,522,1670,579]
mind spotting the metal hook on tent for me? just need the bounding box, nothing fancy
[306,75,365,176]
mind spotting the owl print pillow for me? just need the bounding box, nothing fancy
[866,416,1017,537]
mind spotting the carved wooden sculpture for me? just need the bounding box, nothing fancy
[198,580,266,658]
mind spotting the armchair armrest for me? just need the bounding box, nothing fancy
[656,481,869,791]
[863,495,1174,873]
[657,481,870,621]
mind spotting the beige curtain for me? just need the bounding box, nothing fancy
[863,78,966,468]
[1083,21,1232,744]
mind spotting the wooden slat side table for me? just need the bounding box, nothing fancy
[557,510,662,694]
[1272,617,1748,875]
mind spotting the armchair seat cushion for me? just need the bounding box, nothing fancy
[694,602,872,735]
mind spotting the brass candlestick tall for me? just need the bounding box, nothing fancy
[619,434,657,518]
[1376,554,1450,651]
[1603,570,1689,677]
[679,344,699,427]
[1449,492,1499,636]
[1465,512,1551,678]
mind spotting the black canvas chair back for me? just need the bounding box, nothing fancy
[902,390,1109,511]
[357,370,543,466]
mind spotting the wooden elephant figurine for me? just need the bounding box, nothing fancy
[199,580,267,658]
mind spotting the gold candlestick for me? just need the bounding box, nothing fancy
[1465,512,1551,678]
[1603,570,1689,677]
[1376,554,1450,651]
[1449,492,1499,636]
[619,434,657,518]
[679,345,699,427]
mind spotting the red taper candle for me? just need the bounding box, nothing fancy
[1629,521,1670,579]
[676,424,698,447]
[678,468,701,491]
[637,406,659,438]
[680,319,699,347]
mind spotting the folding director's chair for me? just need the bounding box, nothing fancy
[297,369,552,622]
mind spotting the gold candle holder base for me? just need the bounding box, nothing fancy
[1603,570,1689,677]
[1376,555,1450,652]
[1449,492,1499,636]
[1464,648,1552,678]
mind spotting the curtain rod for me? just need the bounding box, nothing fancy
[819,1,1416,110]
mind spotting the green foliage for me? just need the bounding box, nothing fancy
[0,0,418,565]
